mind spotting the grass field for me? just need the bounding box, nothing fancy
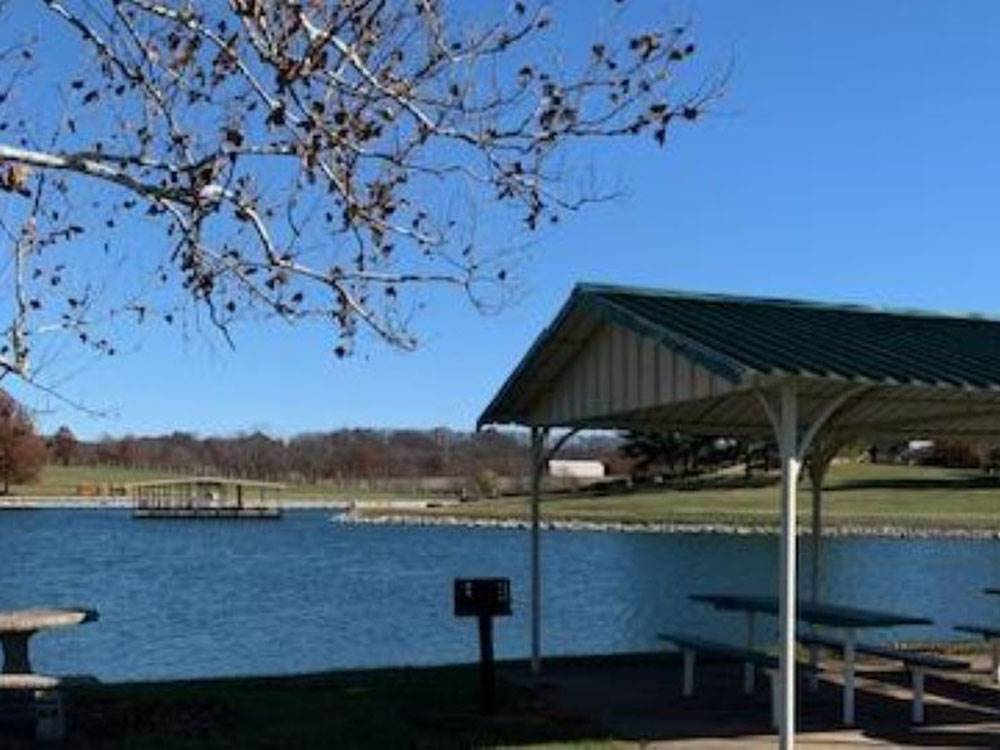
[359,463,1000,530]
[5,464,399,501]
[6,464,181,497]
[8,462,1000,530]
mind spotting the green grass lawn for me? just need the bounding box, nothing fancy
[6,464,182,497]
[9,462,1000,530]
[360,463,1000,530]
[5,465,403,501]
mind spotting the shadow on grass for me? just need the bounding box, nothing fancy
[828,476,1000,493]
[3,652,997,748]
[1,661,612,749]
[505,652,1000,748]
[556,474,780,502]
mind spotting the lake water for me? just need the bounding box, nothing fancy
[1,510,997,683]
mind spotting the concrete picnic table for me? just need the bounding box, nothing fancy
[690,593,932,727]
[0,608,99,674]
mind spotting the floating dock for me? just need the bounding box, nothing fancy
[128,477,284,519]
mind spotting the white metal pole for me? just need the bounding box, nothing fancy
[530,427,544,676]
[911,668,925,725]
[991,640,999,684]
[778,385,800,750]
[811,483,822,606]
[844,627,856,725]
[809,474,823,684]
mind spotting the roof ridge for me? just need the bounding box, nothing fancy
[582,291,752,381]
[575,282,1000,325]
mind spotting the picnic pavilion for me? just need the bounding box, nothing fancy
[477,283,1000,749]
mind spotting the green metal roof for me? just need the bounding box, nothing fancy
[479,283,1000,427]
[585,283,1000,387]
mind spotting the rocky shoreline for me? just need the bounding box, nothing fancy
[4,499,997,539]
[336,512,1000,540]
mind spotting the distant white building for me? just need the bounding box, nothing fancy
[547,459,605,480]
[899,439,935,464]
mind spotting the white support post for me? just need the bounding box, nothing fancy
[766,668,780,729]
[811,484,822,607]
[807,645,821,692]
[809,472,823,682]
[777,385,800,750]
[991,639,999,684]
[843,628,857,726]
[682,648,696,697]
[754,383,861,750]
[911,668,925,725]
[529,427,545,676]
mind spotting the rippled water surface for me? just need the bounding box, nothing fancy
[1,510,997,681]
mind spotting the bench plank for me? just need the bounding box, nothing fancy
[690,594,932,628]
[955,624,1000,639]
[657,633,779,669]
[954,625,1000,683]
[797,632,970,725]
[659,631,818,730]
[798,633,968,671]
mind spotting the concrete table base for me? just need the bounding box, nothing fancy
[0,632,33,674]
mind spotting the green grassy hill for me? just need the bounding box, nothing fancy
[8,462,1000,530]
[362,462,1000,530]
[7,464,182,497]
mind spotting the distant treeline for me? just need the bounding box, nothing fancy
[55,424,1000,486]
[65,429,625,483]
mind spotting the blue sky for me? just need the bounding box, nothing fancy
[13,1,1000,439]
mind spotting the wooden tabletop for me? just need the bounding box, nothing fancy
[690,593,932,629]
[0,607,99,633]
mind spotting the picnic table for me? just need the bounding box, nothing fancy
[690,593,932,726]
[0,608,98,674]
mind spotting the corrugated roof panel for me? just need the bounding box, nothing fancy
[593,286,1000,389]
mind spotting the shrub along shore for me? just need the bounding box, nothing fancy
[344,462,1000,537]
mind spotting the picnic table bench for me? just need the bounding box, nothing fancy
[690,593,933,726]
[954,624,1000,683]
[798,632,969,724]
[658,632,818,728]
[0,607,98,741]
[0,608,98,674]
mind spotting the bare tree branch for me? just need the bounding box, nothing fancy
[0,0,719,386]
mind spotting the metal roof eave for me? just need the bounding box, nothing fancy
[477,288,588,429]
[479,283,1000,431]
[482,369,1000,435]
